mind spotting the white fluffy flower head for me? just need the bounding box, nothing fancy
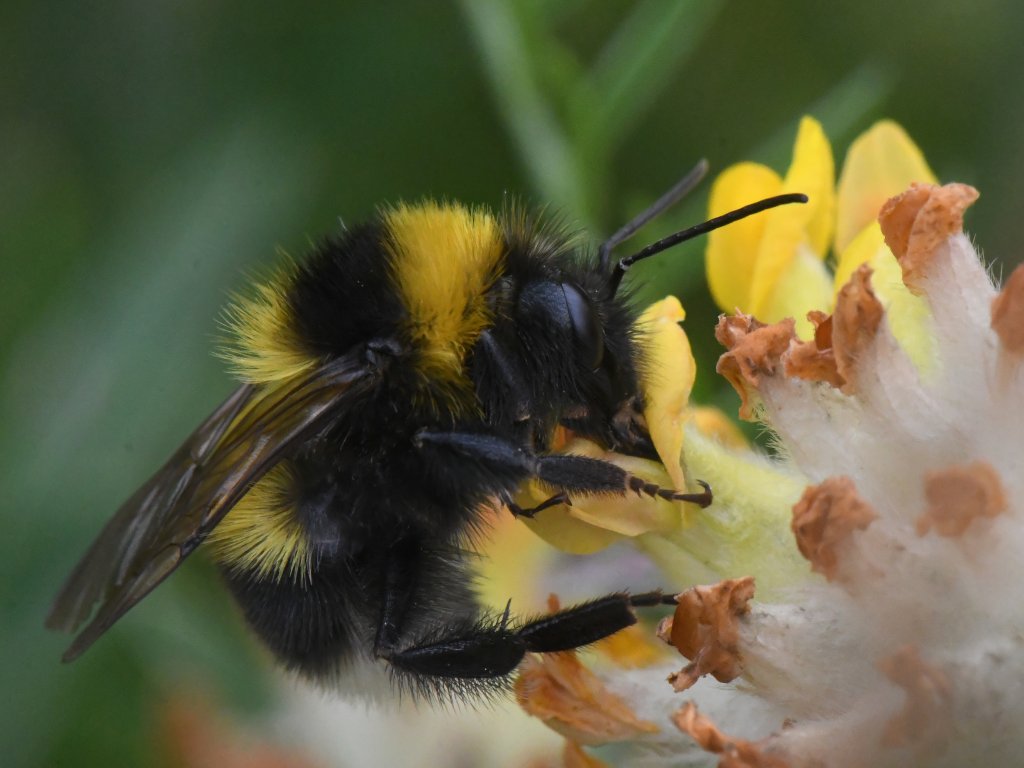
[660,182,1024,767]
[516,183,1024,768]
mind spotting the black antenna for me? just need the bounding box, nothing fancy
[607,193,809,295]
[598,159,709,272]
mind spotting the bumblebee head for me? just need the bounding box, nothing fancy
[510,269,643,448]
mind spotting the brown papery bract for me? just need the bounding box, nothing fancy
[917,461,1007,537]
[784,311,844,389]
[515,650,659,746]
[991,263,1024,354]
[791,476,877,582]
[878,182,979,293]
[878,645,953,750]
[658,577,755,692]
[672,702,790,768]
[784,265,883,395]
[831,264,884,393]
[716,314,796,420]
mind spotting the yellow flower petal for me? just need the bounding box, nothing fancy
[787,116,836,257]
[835,120,938,254]
[833,220,886,290]
[760,243,834,338]
[518,477,624,555]
[521,509,624,555]
[565,440,680,536]
[475,506,560,613]
[639,297,693,491]
[833,222,936,375]
[690,406,748,450]
[520,440,682,553]
[706,162,782,312]
[749,116,835,318]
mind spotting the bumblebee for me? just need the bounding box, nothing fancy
[47,163,803,700]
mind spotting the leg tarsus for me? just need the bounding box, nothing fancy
[627,589,679,607]
[675,479,713,508]
[508,491,571,518]
[627,475,713,508]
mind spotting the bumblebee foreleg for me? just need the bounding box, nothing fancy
[414,429,713,511]
[507,492,570,518]
[537,454,713,507]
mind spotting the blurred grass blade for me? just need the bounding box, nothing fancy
[806,61,892,148]
[575,0,725,157]
[746,62,894,169]
[459,0,586,215]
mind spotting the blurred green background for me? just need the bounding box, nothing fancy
[3,1,1022,766]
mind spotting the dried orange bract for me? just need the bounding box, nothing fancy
[784,311,844,389]
[878,645,953,750]
[791,476,877,581]
[917,461,1007,537]
[672,702,789,768]
[716,314,796,419]
[830,264,883,393]
[515,651,659,745]
[658,577,755,691]
[878,182,979,293]
[991,263,1024,354]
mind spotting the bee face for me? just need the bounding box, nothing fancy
[48,174,802,701]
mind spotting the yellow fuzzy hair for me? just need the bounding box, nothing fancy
[384,202,504,396]
[205,461,312,582]
[218,257,318,384]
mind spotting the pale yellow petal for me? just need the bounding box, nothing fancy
[835,120,938,253]
[750,116,835,317]
[519,439,682,552]
[834,220,886,291]
[786,116,836,256]
[706,162,782,312]
[475,506,560,613]
[759,243,834,337]
[638,297,693,490]
[833,222,936,375]
[568,493,679,538]
[689,406,748,450]
[867,243,937,376]
[518,478,624,555]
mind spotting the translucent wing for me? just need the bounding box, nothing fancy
[47,353,377,661]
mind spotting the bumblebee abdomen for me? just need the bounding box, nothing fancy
[205,460,312,582]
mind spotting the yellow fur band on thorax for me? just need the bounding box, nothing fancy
[384,202,504,390]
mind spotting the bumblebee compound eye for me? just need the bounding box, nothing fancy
[561,283,605,370]
[517,281,605,370]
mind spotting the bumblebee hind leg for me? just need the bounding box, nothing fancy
[377,589,671,689]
